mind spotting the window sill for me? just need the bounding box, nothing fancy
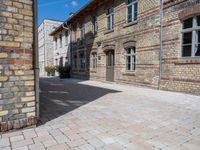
[104,29,114,35]
[123,21,138,28]
[90,70,97,73]
[174,58,200,65]
[122,72,136,76]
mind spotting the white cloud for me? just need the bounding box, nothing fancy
[38,0,66,8]
[71,0,78,7]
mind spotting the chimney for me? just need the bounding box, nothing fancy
[69,12,75,18]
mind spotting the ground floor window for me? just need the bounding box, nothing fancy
[125,47,136,71]
[79,52,86,69]
[182,15,200,57]
[59,57,63,67]
[92,53,97,69]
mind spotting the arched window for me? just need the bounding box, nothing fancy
[182,15,200,57]
[125,47,136,71]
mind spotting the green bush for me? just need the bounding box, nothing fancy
[57,65,71,78]
[45,66,56,76]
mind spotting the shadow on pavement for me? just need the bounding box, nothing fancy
[38,77,120,125]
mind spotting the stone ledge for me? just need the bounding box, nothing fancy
[0,116,37,133]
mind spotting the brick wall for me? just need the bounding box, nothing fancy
[69,0,200,95]
[0,0,37,132]
[160,0,200,95]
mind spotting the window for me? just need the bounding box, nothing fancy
[80,23,85,40]
[182,16,200,57]
[60,34,62,48]
[92,53,97,69]
[59,57,63,67]
[93,16,98,35]
[126,0,138,23]
[79,52,86,69]
[74,55,77,68]
[72,26,77,42]
[65,31,68,45]
[54,37,57,50]
[125,47,136,71]
[107,6,114,30]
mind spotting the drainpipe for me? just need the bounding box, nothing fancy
[63,23,73,66]
[33,0,40,119]
[158,0,164,90]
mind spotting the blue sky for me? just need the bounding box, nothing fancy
[38,0,91,25]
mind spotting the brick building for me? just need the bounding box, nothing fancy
[50,24,71,72]
[0,0,38,132]
[38,19,62,77]
[64,0,200,95]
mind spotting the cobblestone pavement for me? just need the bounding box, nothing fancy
[1,78,200,150]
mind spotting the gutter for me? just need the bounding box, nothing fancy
[33,0,40,119]
[158,0,164,90]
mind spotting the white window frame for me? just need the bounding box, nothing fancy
[79,51,86,69]
[93,16,98,35]
[106,6,114,30]
[65,31,69,45]
[59,34,62,48]
[125,47,136,71]
[126,0,138,23]
[181,16,200,58]
[55,37,57,50]
[92,53,97,69]
[80,23,85,40]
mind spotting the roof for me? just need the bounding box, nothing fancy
[64,0,101,25]
[49,24,66,36]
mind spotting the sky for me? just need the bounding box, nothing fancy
[38,0,91,25]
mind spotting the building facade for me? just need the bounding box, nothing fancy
[0,0,38,132]
[50,24,71,71]
[38,19,62,77]
[67,0,200,95]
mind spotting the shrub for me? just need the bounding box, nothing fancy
[45,66,56,76]
[57,65,71,78]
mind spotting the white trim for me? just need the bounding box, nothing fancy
[181,16,200,57]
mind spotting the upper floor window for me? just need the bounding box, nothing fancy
[125,47,136,71]
[59,57,63,67]
[80,23,85,40]
[54,37,57,50]
[92,53,97,69]
[65,31,69,45]
[93,16,98,35]
[72,25,77,42]
[126,0,138,23]
[182,16,200,57]
[59,34,62,48]
[107,6,114,30]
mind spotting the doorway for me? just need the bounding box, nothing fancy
[106,50,115,82]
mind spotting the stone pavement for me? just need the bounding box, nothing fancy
[1,78,200,150]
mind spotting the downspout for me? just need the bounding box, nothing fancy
[158,0,164,90]
[63,23,73,66]
[62,24,70,65]
[33,0,40,119]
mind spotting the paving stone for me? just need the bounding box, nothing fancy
[13,146,29,150]
[10,135,24,142]
[79,144,95,150]
[11,139,33,149]
[28,143,45,150]
[47,143,70,150]
[43,139,57,148]
[2,78,200,150]
[0,138,10,148]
